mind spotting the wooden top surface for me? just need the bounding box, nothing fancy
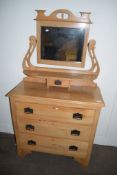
[7,81,104,108]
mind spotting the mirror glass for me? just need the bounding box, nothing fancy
[41,26,85,62]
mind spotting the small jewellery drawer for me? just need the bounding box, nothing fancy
[19,133,88,158]
[46,78,70,88]
[17,118,92,141]
[16,102,95,125]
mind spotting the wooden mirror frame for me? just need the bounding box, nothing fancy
[36,9,92,68]
[23,9,100,88]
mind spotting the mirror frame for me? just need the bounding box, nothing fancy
[36,9,91,68]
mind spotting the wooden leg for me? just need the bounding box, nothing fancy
[17,147,32,158]
[74,157,90,167]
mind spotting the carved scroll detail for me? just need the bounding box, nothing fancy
[22,36,37,69]
[35,9,92,24]
[88,39,100,79]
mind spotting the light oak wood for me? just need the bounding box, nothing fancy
[23,36,100,88]
[35,9,91,67]
[19,133,89,159]
[7,81,104,166]
[7,81,104,108]
[15,101,95,121]
[22,9,100,88]
[46,78,70,88]
[35,9,92,23]
[6,9,104,166]
[9,97,27,157]
[17,117,92,141]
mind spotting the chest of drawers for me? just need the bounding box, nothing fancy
[7,81,104,166]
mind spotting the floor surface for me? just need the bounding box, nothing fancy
[0,133,117,175]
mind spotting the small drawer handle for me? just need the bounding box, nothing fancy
[71,130,80,136]
[54,80,62,85]
[25,124,35,131]
[69,145,78,151]
[73,113,83,120]
[24,107,33,114]
[27,140,36,145]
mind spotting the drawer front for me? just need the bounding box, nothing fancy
[47,78,70,88]
[17,118,92,141]
[16,102,95,125]
[19,133,88,158]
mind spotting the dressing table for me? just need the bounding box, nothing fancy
[7,9,104,166]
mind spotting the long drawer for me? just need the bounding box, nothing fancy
[17,117,92,141]
[16,102,95,125]
[19,133,89,158]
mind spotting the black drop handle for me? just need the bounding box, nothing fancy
[69,145,78,151]
[27,140,36,145]
[73,113,83,120]
[24,107,33,114]
[25,124,35,131]
[54,80,62,85]
[71,130,80,136]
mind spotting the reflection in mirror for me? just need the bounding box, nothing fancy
[41,26,85,62]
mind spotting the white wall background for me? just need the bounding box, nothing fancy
[0,0,117,146]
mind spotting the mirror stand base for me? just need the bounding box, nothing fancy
[23,76,97,89]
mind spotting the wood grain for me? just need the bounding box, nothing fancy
[7,81,104,166]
